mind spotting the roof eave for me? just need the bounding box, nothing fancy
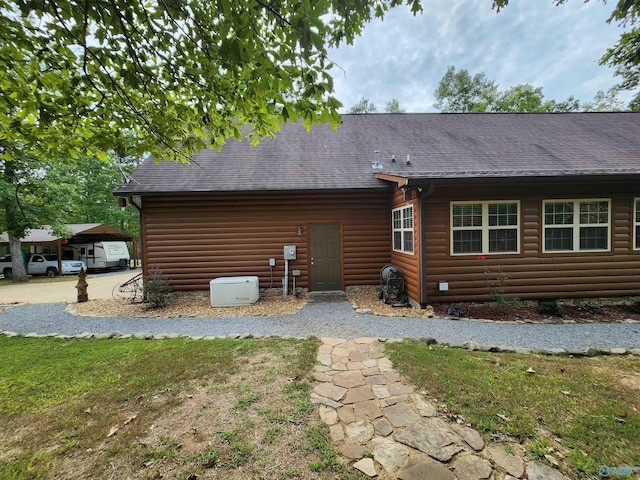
[376,172,640,186]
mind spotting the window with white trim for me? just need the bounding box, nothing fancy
[392,205,414,254]
[634,198,640,250]
[543,199,610,252]
[450,201,520,255]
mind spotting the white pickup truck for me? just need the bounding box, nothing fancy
[0,254,86,279]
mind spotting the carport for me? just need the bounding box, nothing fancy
[0,224,138,275]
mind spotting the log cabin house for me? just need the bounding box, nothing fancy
[116,113,640,307]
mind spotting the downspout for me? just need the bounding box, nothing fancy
[128,195,143,273]
[418,184,436,307]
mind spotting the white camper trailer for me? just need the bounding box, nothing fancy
[63,241,130,271]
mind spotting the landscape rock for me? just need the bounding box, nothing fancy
[488,445,525,478]
[353,457,377,477]
[371,436,409,474]
[343,385,375,404]
[410,393,438,417]
[374,418,393,436]
[337,405,356,423]
[338,440,365,459]
[397,457,456,480]
[451,454,492,479]
[319,405,338,425]
[384,403,420,427]
[450,424,484,451]
[353,400,383,420]
[387,382,414,395]
[313,383,347,402]
[378,357,394,372]
[344,420,375,444]
[527,461,568,480]
[372,384,390,399]
[394,417,465,462]
[333,370,366,388]
[329,424,344,441]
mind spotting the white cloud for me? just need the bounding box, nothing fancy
[327,1,628,112]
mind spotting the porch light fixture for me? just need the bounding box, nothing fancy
[297,226,304,235]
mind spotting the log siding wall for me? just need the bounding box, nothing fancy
[423,181,640,303]
[390,188,421,304]
[141,191,392,291]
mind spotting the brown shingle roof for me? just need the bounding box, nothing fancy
[116,112,640,195]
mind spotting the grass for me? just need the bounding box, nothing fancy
[386,342,640,479]
[6,332,634,480]
[0,335,364,480]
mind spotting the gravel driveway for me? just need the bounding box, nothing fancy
[1,270,139,304]
[1,298,639,352]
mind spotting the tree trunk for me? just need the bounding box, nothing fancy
[3,158,29,282]
[8,232,28,282]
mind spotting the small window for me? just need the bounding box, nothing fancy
[543,199,610,252]
[451,201,520,255]
[392,205,414,254]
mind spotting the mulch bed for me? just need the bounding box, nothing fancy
[432,302,640,323]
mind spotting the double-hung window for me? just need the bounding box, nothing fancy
[451,201,519,255]
[392,205,414,254]
[543,199,610,252]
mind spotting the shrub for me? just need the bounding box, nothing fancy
[484,266,521,310]
[628,299,640,314]
[144,266,173,308]
[538,300,564,317]
[446,303,469,318]
[577,302,602,315]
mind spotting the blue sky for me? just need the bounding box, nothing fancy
[327,1,630,112]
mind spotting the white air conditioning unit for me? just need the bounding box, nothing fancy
[210,276,259,307]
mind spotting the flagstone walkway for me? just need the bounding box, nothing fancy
[311,337,568,480]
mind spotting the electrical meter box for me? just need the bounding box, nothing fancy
[284,245,297,260]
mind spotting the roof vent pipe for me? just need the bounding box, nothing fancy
[372,150,383,169]
[391,154,396,163]
[406,154,411,166]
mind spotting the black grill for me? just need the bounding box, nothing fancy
[379,264,409,306]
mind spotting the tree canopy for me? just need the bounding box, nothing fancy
[433,66,625,113]
[0,0,423,162]
[348,97,405,113]
[1,0,423,280]
[349,97,379,114]
[495,0,640,109]
[2,0,639,280]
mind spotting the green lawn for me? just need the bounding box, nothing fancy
[3,335,638,480]
[386,342,640,479]
[0,336,365,480]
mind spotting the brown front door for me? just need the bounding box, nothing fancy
[309,224,341,291]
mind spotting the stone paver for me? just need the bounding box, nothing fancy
[488,445,525,478]
[451,454,493,479]
[371,437,409,473]
[394,417,465,461]
[451,423,485,451]
[343,385,375,404]
[313,337,570,479]
[353,399,383,420]
[353,457,377,477]
[333,370,366,388]
[527,461,569,480]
